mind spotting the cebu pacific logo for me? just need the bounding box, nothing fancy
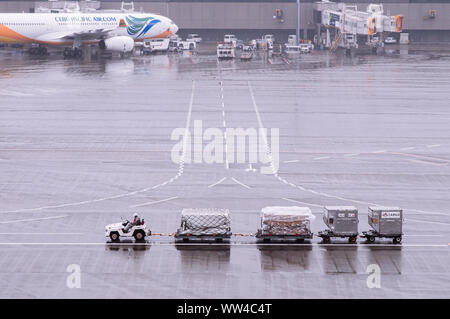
[125,15,161,37]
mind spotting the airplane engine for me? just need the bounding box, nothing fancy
[99,36,134,53]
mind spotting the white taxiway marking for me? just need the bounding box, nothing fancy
[408,159,448,167]
[0,242,447,248]
[208,177,227,188]
[400,147,415,151]
[391,152,448,163]
[426,144,441,148]
[231,177,251,189]
[218,80,230,170]
[284,160,300,163]
[0,81,197,214]
[0,215,68,224]
[247,81,449,218]
[314,156,330,160]
[344,153,359,157]
[0,233,83,235]
[130,196,178,208]
[403,234,446,237]
[406,218,450,226]
[407,208,450,217]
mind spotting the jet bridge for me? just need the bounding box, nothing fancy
[314,1,404,52]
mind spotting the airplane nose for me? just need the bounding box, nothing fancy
[170,23,179,35]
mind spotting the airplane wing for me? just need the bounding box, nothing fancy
[36,28,116,42]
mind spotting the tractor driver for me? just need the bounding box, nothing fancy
[123,213,141,233]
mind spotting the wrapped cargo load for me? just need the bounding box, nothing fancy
[176,208,231,237]
[258,206,315,239]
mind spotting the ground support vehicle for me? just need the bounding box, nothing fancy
[175,208,232,242]
[255,206,314,243]
[105,219,151,242]
[361,206,403,244]
[318,206,359,243]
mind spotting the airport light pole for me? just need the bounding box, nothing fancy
[296,0,300,45]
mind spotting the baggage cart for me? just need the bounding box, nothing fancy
[255,206,314,242]
[175,208,232,242]
[361,206,403,244]
[318,206,359,243]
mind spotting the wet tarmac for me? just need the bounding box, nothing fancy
[0,45,449,298]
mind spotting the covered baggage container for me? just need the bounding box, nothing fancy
[175,208,232,242]
[361,206,403,244]
[256,206,314,242]
[318,206,359,243]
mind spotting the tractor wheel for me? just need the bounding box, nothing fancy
[348,236,357,244]
[133,230,145,241]
[322,237,330,244]
[393,236,402,244]
[367,236,375,243]
[109,232,120,242]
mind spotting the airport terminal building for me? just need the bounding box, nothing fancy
[0,0,449,42]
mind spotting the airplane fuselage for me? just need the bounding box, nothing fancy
[0,13,178,45]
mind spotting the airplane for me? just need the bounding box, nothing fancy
[0,12,179,58]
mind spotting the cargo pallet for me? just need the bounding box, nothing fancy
[317,229,358,244]
[361,230,402,244]
[174,232,232,243]
[255,229,313,243]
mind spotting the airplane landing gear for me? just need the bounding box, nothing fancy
[63,47,83,59]
[28,46,47,56]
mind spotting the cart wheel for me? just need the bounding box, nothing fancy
[63,48,72,58]
[182,238,189,243]
[348,236,357,244]
[367,236,375,243]
[74,48,83,59]
[109,232,119,242]
[133,230,145,241]
[296,238,304,243]
[393,236,402,244]
[215,238,223,243]
[263,238,271,243]
[322,237,330,244]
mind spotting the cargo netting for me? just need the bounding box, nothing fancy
[178,208,231,236]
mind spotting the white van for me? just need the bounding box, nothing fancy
[224,34,237,44]
[187,34,202,43]
[287,35,297,45]
[142,38,170,53]
[263,34,275,43]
